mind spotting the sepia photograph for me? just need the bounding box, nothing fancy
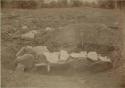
[1,0,125,88]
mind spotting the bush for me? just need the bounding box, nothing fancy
[98,0,115,9]
[72,0,83,7]
[18,1,37,9]
[57,0,68,7]
[1,0,37,9]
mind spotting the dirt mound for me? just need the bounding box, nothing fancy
[34,23,121,53]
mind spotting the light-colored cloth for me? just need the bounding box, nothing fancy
[70,51,87,59]
[87,51,98,61]
[60,50,69,61]
[80,51,88,58]
[43,50,70,64]
[98,55,111,62]
[43,52,60,63]
[36,54,48,63]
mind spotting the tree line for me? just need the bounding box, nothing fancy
[1,0,125,9]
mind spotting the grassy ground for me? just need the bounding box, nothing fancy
[1,7,124,88]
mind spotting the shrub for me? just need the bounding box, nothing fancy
[1,0,37,9]
[98,0,115,9]
[18,1,37,9]
[72,0,83,7]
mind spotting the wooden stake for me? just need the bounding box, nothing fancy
[114,0,118,9]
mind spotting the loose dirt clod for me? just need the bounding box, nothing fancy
[21,30,38,40]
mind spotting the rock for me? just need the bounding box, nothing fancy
[22,25,28,29]
[21,30,38,40]
[87,51,98,61]
[45,27,55,31]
